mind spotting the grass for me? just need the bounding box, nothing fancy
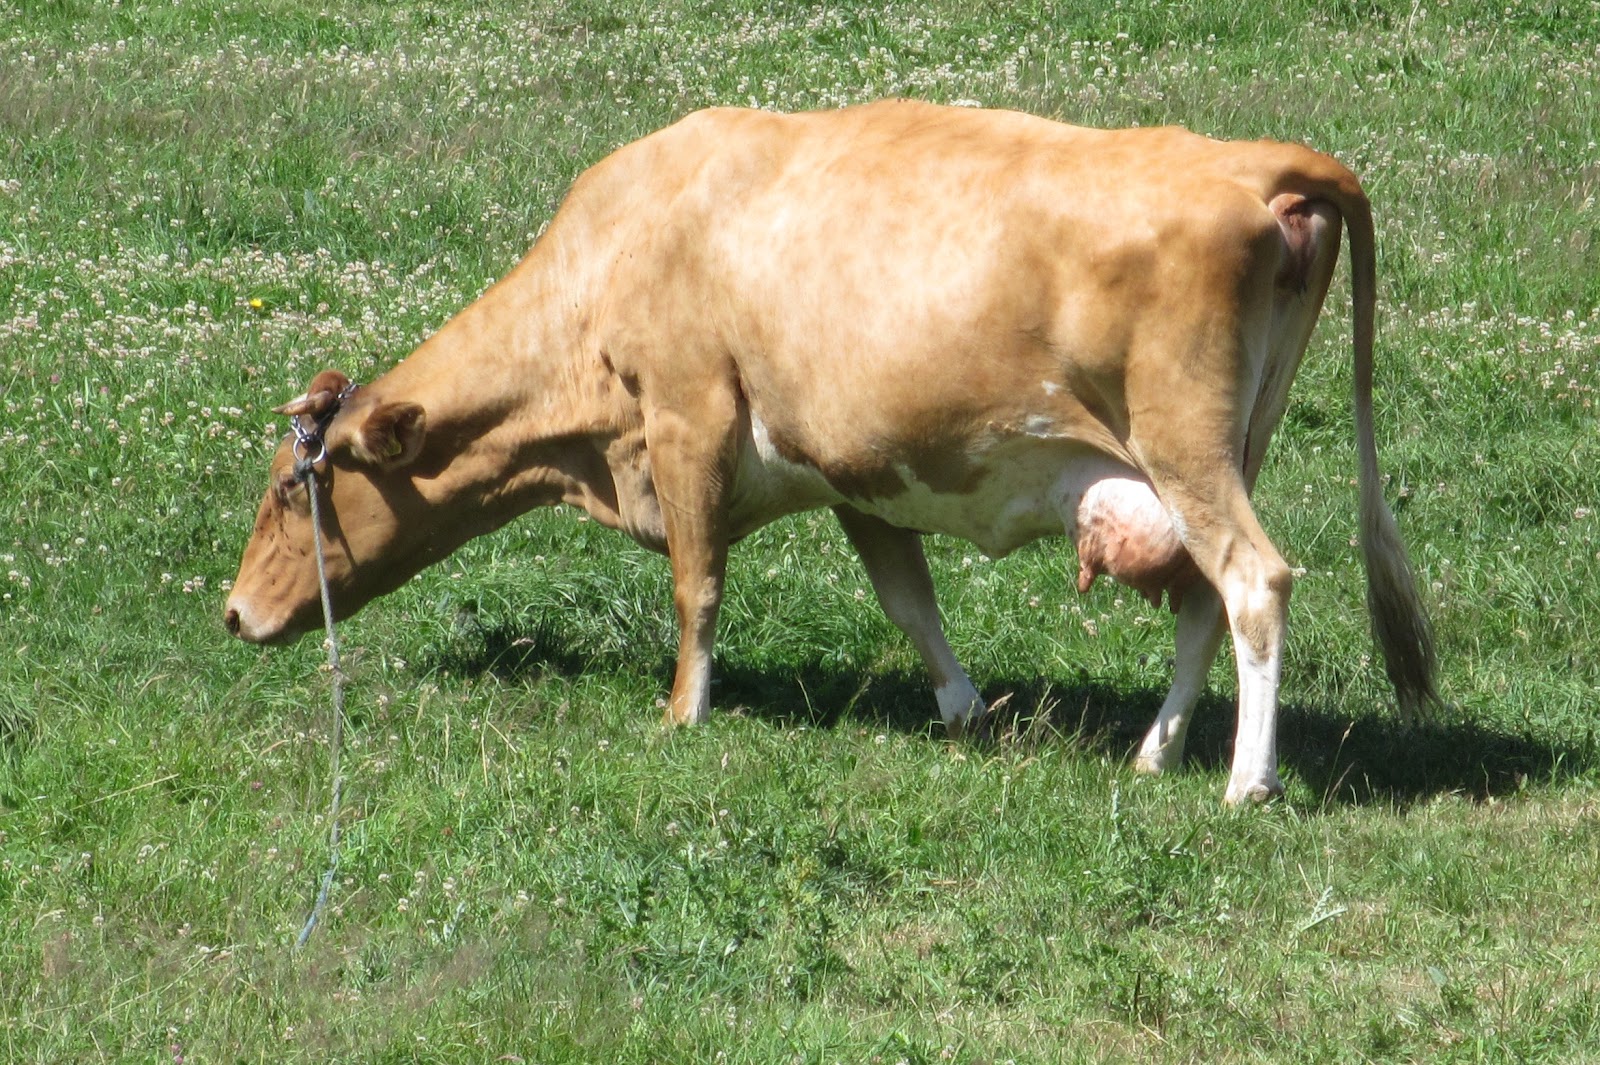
[3,0,1600,1060]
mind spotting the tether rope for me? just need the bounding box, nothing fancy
[293,459,348,951]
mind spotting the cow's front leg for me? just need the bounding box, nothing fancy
[662,528,727,726]
[645,406,735,727]
[1134,583,1226,774]
[833,506,984,736]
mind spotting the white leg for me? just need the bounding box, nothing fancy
[1224,640,1285,803]
[1218,567,1289,804]
[834,506,984,735]
[1134,583,1225,775]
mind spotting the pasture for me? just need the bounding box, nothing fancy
[2,0,1599,1060]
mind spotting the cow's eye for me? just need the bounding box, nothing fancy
[273,473,305,506]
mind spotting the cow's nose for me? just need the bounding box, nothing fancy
[224,606,242,637]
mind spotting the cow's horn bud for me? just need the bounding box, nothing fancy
[274,391,326,417]
[273,370,352,418]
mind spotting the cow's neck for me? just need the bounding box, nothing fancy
[363,247,632,536]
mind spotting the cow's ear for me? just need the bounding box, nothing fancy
[349,401,427,468]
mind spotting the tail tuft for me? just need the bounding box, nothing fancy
[1360,482,1442,725]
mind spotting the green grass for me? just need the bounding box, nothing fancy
[4,0,1600,1060]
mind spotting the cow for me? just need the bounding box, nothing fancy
[224,99,1439,805]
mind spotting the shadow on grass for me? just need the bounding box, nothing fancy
[427,620,1583,809]
[426,617,651,684]
[717,663,1581,808]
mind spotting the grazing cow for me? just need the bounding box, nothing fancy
[225,100,1439,804]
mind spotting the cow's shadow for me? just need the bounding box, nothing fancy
[426,620,1577,809]
[710,663,1574,808]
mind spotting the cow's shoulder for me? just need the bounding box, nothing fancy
[583,106,792,196]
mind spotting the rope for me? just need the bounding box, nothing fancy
[294,461,347,951]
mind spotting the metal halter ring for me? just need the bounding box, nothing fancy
[292,432,328,468]
[290,420,331,483]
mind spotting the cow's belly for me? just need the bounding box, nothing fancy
[845,443,1088,557]
[728,423,1199,609]
[874,460,1197,610]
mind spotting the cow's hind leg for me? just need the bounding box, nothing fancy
[1122,199,1316,803]
[1130,199,1337,779]
[834,506,984,736]
[1146,464,1292,805]
[1133,583,1226,774]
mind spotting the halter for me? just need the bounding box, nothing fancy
[289,381,359,483]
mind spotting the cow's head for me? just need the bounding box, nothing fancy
[224,369,431,644]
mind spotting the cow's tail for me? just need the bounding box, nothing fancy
[1331,175,1442,723]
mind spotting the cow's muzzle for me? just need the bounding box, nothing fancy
[223,596,301,644]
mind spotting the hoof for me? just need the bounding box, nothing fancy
[1132,747,1182,777]
[1223,775,1285,807]
[660,696,710,728]
[937,680,984,740]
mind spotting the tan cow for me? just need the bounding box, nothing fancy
[225,100,1439,804]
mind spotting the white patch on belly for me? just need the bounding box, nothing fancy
[852,445,1151,558]
[862,450,1069,556]
[729,411,843,533]
[733,419,1175,569]
[1041,380,1062,396]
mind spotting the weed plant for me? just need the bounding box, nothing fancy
[2,1,1599,1061]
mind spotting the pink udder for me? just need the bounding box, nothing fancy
[1073,478,1201,613]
